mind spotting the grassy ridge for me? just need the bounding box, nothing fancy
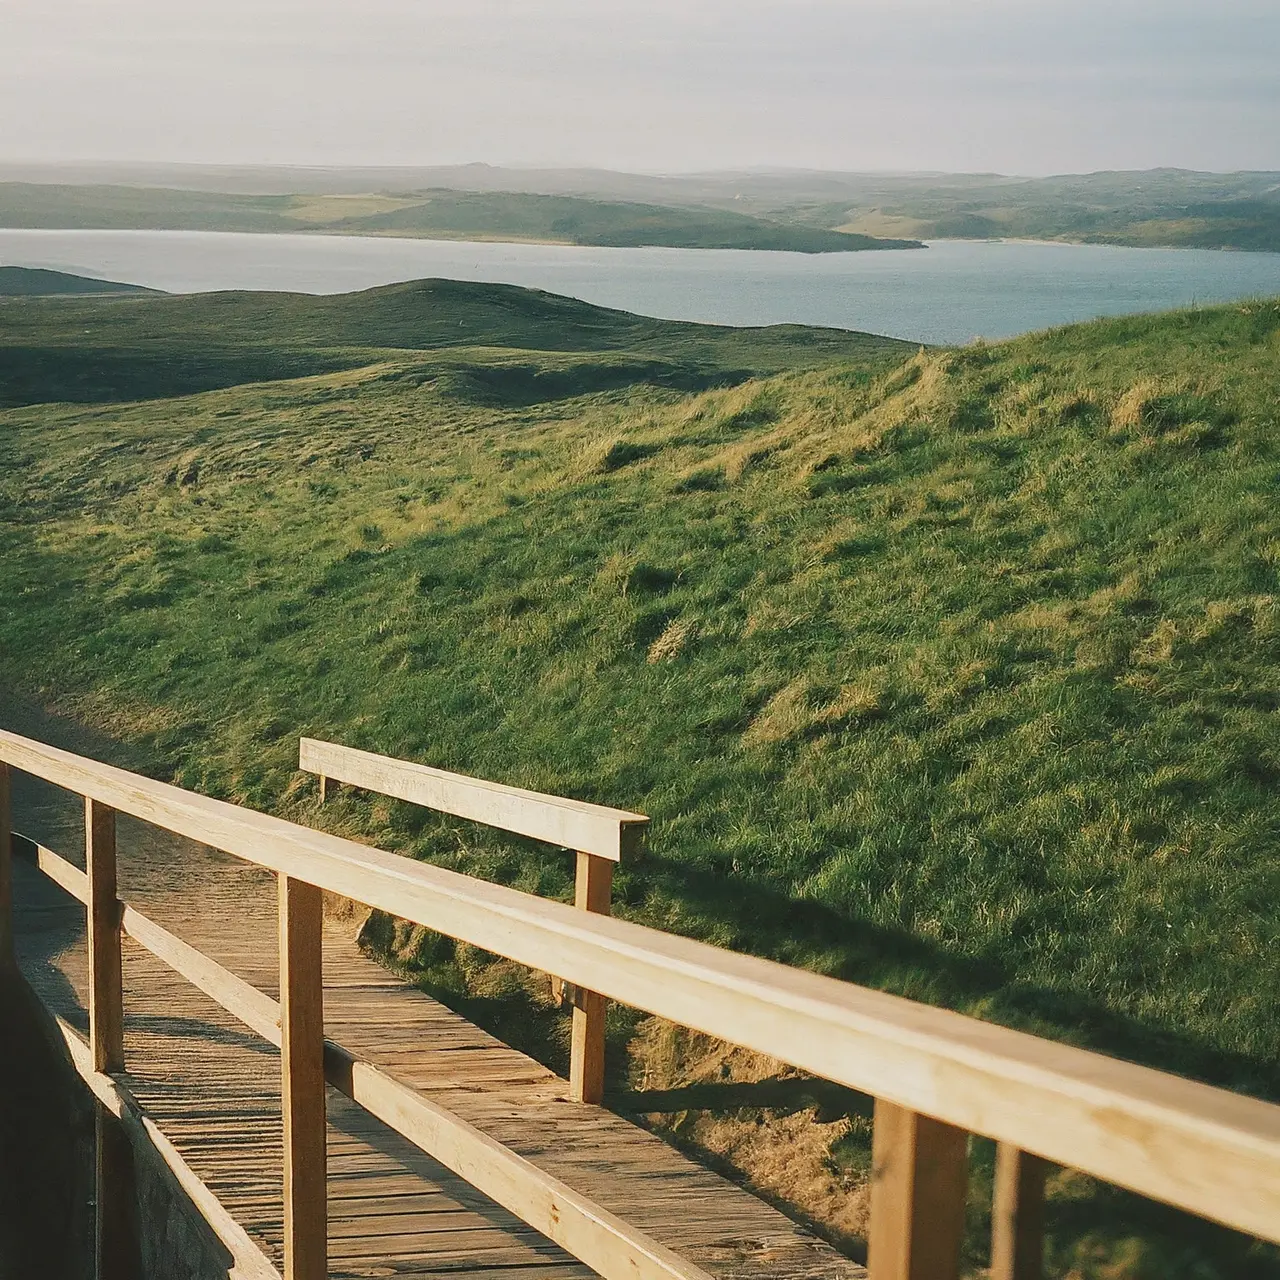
[0,278,914,408]
[0,182,921,252]
[0,266,157,296]
[2,286,1280,1275]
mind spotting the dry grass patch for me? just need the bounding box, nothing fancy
[742,678,814,747]
[626,1023,872,1253]
[647,617,696,663]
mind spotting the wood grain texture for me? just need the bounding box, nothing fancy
[279,875,327,1280]
[86,797,123,1074]
[4,727,1280,1245]
[53,1008,281,1280]
[327,1044,718,1280]
[122,900,281,1044]
[90,865,724,1280]
[570,851,613,1104]
[868,1101,967,1280]
[299,737,648,862]
[991,1145,1047,1280]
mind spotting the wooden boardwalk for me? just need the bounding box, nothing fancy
[10,769,863,1280]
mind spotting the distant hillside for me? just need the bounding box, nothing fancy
[818,170,1280,253]
[0,265,156,296]
[0,276,916,408]
[0,183,921,253]
[3,164,1276,251]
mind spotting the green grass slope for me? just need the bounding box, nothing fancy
[0,266,156,296]
[0,182,921,252]
[2,293,1279,1275]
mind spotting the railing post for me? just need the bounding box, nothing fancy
[569,850,613,1105]
[279,873,327,1280]
[87,798,124,1073]
[0,761,12,966]
[991,1144,1047,1280]
[868,1099,968,1280]
[86,797,137,1279]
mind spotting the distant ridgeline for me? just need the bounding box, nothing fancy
[0,183,922,253]
[0,265,158,296]
[3,165,1279,251]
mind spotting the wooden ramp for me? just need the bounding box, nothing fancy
[10,772,863,1280]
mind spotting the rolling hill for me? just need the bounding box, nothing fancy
[1,281,1278,1276]
[0,277,915,409]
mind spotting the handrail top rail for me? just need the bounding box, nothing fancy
[3,725,1279,1244]
[299,736,647,861]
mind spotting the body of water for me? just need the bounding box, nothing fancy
[3,227,1280,346]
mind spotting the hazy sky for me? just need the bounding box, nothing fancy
[3,0,1277,175]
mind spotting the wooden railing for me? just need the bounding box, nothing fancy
[2,729,1279,1280]
[299,736,648,1104]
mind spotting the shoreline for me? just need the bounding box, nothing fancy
[4,224,1278,256]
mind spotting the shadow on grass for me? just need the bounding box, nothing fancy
[610,1076,874,1121]
[0,345,359,407]
[636,854,1280,1101]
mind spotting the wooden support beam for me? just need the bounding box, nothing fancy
[83,804,140,1280]
[0,761,11,966]
[991,1144,1047,1280]
[278,874,327,1280]
[95,1101,140,1280]
[21,833,89,904]
[868,1099,968,1280]
[86,798,123,1074]
[569,851,613,1104]
[317,774,331,805]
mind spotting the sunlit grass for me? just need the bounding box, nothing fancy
[3,291,1280,1276]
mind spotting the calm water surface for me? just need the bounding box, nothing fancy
[3,228,1280,345]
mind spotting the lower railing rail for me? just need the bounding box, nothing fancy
[2,730,1279,1280]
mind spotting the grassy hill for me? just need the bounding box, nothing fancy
[0,266,157,296]
[1,284,1279,1276]
[0,182,921,253]
[0,277,914,409]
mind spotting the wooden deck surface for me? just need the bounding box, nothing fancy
[10,769,864,1280]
